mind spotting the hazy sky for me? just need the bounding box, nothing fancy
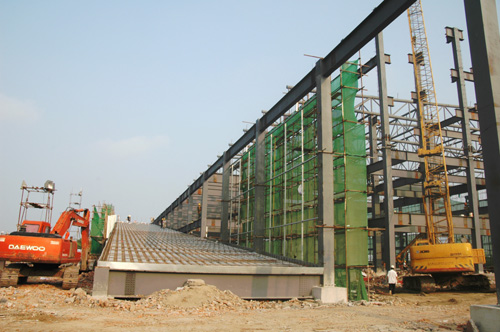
[1,0,498,232]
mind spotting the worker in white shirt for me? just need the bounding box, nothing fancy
[387,265,398,295]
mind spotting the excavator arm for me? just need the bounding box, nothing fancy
[395,233,425,269]
[51,208,90,237]
[51,208,91,270]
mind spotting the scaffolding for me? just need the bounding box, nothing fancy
[228,62,368,300]
[154,0,499,301]
[90,203,115,255]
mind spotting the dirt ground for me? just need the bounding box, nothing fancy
[0,273,496,332]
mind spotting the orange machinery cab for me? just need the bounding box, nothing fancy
[410,240,486,274]
[0,220,81,265]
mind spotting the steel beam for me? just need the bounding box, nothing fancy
[369,213,489,232]
[464,0,500,303]
[378,169,485,186]
[391,150,484,169]
[155,0,417,226]
[414,127,481,141]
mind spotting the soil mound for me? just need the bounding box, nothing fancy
[137,281,244,309]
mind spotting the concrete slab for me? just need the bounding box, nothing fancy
[470,304,500,332]
[312,286,348,304]
[94,223,323,299]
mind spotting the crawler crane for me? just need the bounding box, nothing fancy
[403,0,488,292]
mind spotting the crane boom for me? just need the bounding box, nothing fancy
[408,0,454,244]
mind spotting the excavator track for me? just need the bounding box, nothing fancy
[61,265,79,290]
[403,275,436,293]
[441,274,493,291]
[0,267,20,287]
[404,273,493,292]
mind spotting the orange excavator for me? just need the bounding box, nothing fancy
[0,181,91,289]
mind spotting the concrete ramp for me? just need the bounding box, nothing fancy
[93,223,323,299]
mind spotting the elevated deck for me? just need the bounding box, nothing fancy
[93,223,323,299]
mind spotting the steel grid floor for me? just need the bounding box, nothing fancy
[94,223,324,299]
[100,222,303,268]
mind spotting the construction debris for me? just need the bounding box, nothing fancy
[0,279,496,332]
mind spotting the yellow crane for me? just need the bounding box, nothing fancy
[403,0,488,292]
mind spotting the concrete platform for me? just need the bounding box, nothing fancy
[470,304,500,332]
[93,223,324,299]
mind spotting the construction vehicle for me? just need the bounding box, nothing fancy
[0,181,91,289]
[401,1,489,292]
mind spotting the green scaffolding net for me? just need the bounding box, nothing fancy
[332,62,368,301]
[90,204,114,255]
[231,62,368,300]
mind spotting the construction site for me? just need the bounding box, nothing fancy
[1,0,500,331]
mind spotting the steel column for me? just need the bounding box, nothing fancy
[173,203,178,229]
[446,27,483,271]
[369,115,381,218]
[166,209,171,228]
[177,201,182,229]
[220,151,230,243]
[316,60,335,286]
[376,33,396,271]
[200,173,209,238]
[253,119,267,253]
[186,187,193,228]
[464,0,500,303]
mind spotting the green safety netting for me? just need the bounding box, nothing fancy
[231,61,368,300]
[90,204,114,255]
[332,62,368,301]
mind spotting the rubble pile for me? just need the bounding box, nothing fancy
[77,271,94,293]
[137,279,245,310]
[0,278,410,317]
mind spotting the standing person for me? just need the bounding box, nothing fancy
[387,265,398,295]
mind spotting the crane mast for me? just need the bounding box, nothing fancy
[399,0,488,293]
[408,0,454,245]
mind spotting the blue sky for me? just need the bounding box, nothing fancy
[0,0,498,231]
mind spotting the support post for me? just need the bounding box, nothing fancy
[253,119,267,253]
[220,151,230,243]
[313,60,347,304]
[92,266,110,298]
[369,115,381,218]
[186,187,193,229]
[375,231,384,271]
[166,210,171,228]
[201,173,209,238]
[177,201,182,229]
[173,204,178,229]
[169,209,174,229]
[376,33,395,270]
[180,201,185,229]
[316,60,335,286]
[446,27,483,273]
[464,0,500,304]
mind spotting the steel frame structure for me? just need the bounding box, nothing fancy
[152,0,500,301]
